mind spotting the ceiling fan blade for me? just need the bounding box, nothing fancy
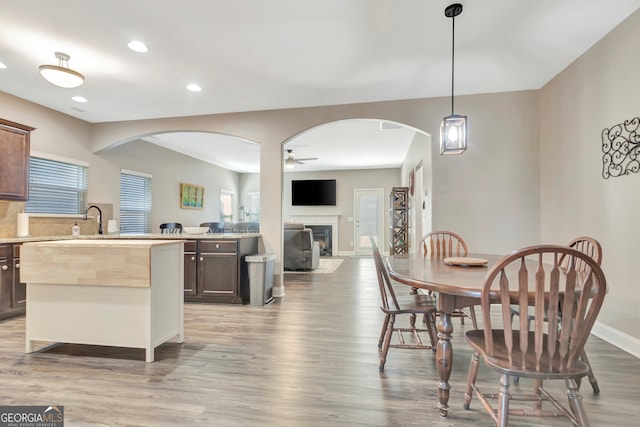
[296,157,318,161]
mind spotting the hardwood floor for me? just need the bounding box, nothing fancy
[0,256,638,426]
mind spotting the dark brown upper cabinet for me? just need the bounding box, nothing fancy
[0,119,34,201]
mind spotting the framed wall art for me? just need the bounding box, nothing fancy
[180,183,204,209]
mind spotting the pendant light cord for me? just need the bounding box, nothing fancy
[451,13,455,115]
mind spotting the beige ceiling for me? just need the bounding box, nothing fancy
[1,1,638,172]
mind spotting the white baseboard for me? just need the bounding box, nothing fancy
[272,285,285,298]
[591,321,640,359]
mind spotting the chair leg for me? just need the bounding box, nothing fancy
[497,374,511,427]
[533,379,543,411]
[424,312,438,349]
[566,378,589,427]
[457,308,465,325]
[463,352,480,410]
[469,306,478,329]
[379,315,395,371]
[378,314,390,349]
[580,350,600,393]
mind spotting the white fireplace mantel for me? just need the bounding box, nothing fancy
[290,215,339,256]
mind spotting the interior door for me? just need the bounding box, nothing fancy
[354,188,384,256]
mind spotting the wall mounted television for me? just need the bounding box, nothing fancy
[291,179,337,206]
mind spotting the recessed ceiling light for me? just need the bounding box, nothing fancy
[0,62,7,69]
[127,40,148,53]
[186,83,202,92]
[72,96,87,103]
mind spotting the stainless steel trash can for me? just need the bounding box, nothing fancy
[246,253,275,306]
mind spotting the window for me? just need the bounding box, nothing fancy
[25,155,88,214]
[246,191,260,221]
[120,170,152,234]
[220,189,233,222]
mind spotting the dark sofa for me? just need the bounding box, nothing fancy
[283,222,320,271]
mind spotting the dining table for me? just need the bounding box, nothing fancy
[385,252,505,418]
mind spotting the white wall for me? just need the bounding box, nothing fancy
[540,9,640,352]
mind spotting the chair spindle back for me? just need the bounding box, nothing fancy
[371,238,401,313]
[481,245,606,372]
[420,230,468,257]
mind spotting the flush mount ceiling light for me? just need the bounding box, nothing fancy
[440,3,467,155]
[39,52,84,88]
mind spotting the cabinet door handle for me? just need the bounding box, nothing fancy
[199,257,203,262]
[1,265,7,271]
[15,263,20,269]
[191,256,195,261]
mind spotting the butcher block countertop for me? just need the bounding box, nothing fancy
[20,239,184,288]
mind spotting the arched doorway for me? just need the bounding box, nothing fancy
[281,118,431,256]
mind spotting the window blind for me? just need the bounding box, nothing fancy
[120,171,152,234]
[25,157,88,214]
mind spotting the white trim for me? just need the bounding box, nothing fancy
[121,169,152,179]
[591,321,640,359]
[273,285,285,298]
[30,150,89,167]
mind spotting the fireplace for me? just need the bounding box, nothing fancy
[306,225,332,256]
[290,215,339,256]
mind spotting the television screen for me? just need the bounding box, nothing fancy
[291,179,336,206]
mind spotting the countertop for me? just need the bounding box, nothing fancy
[0,233,260,244]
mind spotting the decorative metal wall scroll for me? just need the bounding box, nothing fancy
[602,116,640,179]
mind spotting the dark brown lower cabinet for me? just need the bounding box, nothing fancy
[12,244,25,309]
[184,237,258,304]
[0,243,25,321]
[183,240,197,296]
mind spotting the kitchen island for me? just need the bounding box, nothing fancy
[20,239,184,362]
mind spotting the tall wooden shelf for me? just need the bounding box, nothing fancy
[389,187,409,254]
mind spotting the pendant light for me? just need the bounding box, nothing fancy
[440,3,467,155]
[39,52,85,88]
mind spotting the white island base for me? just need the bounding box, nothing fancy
[21,240,184,362]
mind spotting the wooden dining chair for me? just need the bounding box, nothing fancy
[510,236,603,393]
[371,238,438,371]
[419,230,478,329]
[463,245,607,427]
[159,222,182,234]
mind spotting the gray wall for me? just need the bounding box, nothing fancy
[539,9,640,352]
[99,140,241,231]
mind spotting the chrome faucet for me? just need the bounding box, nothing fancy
[84,205,103,235]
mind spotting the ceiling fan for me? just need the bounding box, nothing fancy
[285,149,317,169]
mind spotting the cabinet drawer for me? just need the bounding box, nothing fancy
[200,241,237,253]
[12,244,20,258]
[0,244,10,258]
[184,241,197,253]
